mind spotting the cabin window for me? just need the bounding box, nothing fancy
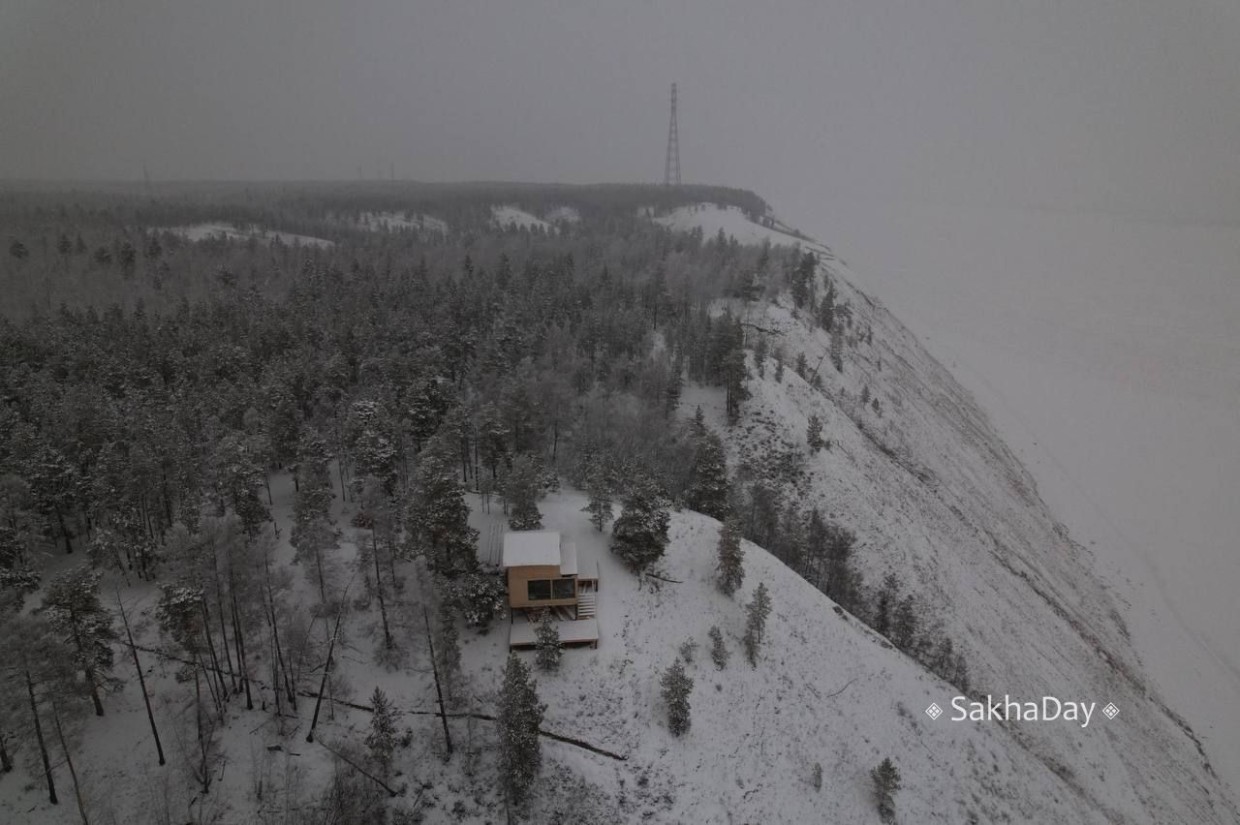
[526,578,576,601]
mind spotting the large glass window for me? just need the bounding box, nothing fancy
[527,579,576,601]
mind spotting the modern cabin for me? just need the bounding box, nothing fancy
[502,529,599,649]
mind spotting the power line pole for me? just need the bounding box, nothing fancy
[664,82,681,186]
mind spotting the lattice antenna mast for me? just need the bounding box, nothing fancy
[664,83,681,186]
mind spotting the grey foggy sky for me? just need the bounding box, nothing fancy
[2,0,1239,224]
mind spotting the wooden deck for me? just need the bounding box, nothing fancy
[509,616,599,649]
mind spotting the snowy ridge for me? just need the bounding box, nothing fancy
[353,210,449,234]
[165,222,334,248]
[650,203,814,249]
[492,205,552,232]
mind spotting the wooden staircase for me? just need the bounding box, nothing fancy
[576,591,597,620]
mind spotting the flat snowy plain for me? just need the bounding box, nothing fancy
[794,198,1240,795]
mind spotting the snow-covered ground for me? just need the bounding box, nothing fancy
[793,200,1240,796]
[492,205,551,233]
[352,211,448,234]
[165,222,334,248]
[651,203,812,249]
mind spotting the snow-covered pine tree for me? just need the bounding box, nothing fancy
[405,434,480,577]
[708,625,729,670]
[806,415,825,453]
[871,757,902,823]
[875,573,900,638]
[661,658,693,736]
[0,524,39,613]
[716,518,745,596]
[498,652,545,808]
[42,564,119,717]
[581,457,614,532]
[503,453,544,530]
[365,687,398,775]
[534,613,562,672]
[743,582,772,666]
[686,426,730,519]
[610,480,670,573]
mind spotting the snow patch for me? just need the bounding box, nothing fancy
[165,222,334,248]
[492,205,552,232]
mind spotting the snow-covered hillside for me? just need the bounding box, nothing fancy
[454,492,1157,824]
[660,204,1236,822]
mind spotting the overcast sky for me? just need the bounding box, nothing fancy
[2,0,1238,225]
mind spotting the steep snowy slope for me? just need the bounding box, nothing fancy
[657,204,1238,822]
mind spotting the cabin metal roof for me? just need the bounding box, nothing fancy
[501,530,563,568]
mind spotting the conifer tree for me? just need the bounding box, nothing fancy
[806,415,825,453]
[610,481,670,573]
[405,435,479,577]
[42,565,119,717]
[534,614,562,672]
[742,582,772,666]
[365,687,398,776]
[581,458,614,532]
[503,453,544,530]
[708,625,729,670]
[686,426,730,519]
[716,518,745,596]
[871,757,902,823]
[498,653,545,808]
[875,573,900,638]
[661,658,693,736]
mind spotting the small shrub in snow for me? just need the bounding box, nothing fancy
[708,626,729,670]
[661,659,693,737]
[679,637,698,664]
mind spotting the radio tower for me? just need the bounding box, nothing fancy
[664,83,681,186]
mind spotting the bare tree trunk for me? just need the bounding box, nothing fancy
[200,601,229,703]
[0,729,12,773]
[66,606,104,716]
[51,701,89,825]
[372,530,392,649]
[263,557,296,710]
[211,589,236,690]
[422,608,453,758]
[117,593,165,766]
[25,669,57,804]
[229,583,254,710]
[307,579,351,743]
